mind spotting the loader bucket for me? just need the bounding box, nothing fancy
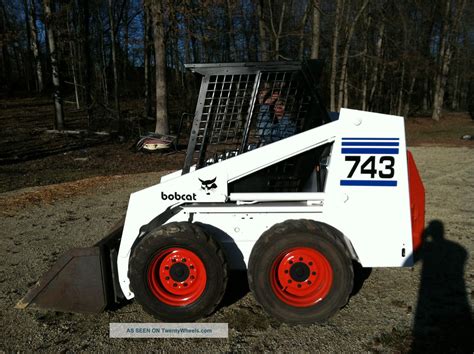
[15,220,124,314]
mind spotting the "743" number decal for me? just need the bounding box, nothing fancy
[345,156,395,179]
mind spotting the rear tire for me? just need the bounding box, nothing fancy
[248,220,353,324]
[129,222,227,322]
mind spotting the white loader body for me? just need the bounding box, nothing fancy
[118,108,412,300]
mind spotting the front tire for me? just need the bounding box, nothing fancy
[248,220,353,324]
[129,222,227,322]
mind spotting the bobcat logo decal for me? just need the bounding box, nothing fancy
[199,177,217,195]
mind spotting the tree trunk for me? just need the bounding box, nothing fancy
[22,0,33,92]
[108,0,121,131]
[67,8,80,109]
[144,3,152,118]
[343,68,349,108]
[27,0,43,92]
[0,2,11,88]
[403,76,416,118]
[149,0,169,134]
[123,0,129,84]
[330,0,343,112]
[369,22,384,111]
[257,0,268,61]
[98,11,109,105]
[81,0,92,124]
[268,0,286,60]
[43,0,64,130]
[432,0,466,121]
[310,0,321,59]
[397,61,405,116]
[376,58,386,113]
[451,71,460,110]
[226,0,237,61]
[361,14,371,110]
[422,77,429,111]
[298,1,311,60]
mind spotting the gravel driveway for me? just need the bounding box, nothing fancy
[1,146,472,352]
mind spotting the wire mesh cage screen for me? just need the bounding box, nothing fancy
[183,61,328,178]
[202,74,256,145]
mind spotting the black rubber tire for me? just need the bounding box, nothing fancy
[248,219,353,324]
[129,222,228,322]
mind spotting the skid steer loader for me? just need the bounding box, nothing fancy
[17,60,425,324]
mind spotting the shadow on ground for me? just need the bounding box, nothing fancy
[410,220,473,353]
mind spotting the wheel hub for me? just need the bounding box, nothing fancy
[170,263,190,282]
[270,247,333,307]
[289,262,310,282]
[147,248,207,306]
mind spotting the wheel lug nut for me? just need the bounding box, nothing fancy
[289,260,293,264]
[190,265,194,269]
[299,257,303,261]
[307,280,312,285]
[182,258,186,262]
[183,283,188,287]
[288,279,292,283]
[284,270,289,274]
[165,276,170,280]
[165,266,169,270]
[190,275,195,280]
[172,259,176,263]
[312,271,316,276]
[309,262,313,266]
[173,283,177,287]
[297,284,302,288]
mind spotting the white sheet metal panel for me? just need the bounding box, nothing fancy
[229,193,324,202]
[323,109,412,267]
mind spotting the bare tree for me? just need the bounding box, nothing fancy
[149,0,169,134]
[43,0,64,130]
[310,0,321,59]
[0,2,11,86]
[337,0,369,111]
[108,0,121,130]
[268,0,286,60]
[26,0,43,92]
[1,0,474,133]
[66,8,80,109]
[226,0,237,61]
[143,3,152,118]
[368,21,384,111]
[432,0,466,121]
[256,0,268,61]
[330,0,344,112]
[97,10,109,105]
[298,2,312,60]
[80,0,92,122]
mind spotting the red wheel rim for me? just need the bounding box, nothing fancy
[270,247,333,307]
[147,248,207,306]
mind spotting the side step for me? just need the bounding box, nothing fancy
[15,220,124,314]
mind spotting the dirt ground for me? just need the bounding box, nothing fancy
[0,100,473,351]
[0,144,472,352]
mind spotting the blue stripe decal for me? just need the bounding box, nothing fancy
[341,148,399,154]
[340,180,398,187]
[341,142,399,146]
[342,137,399,141]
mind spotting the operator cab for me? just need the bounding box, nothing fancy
[183,60,333,193]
